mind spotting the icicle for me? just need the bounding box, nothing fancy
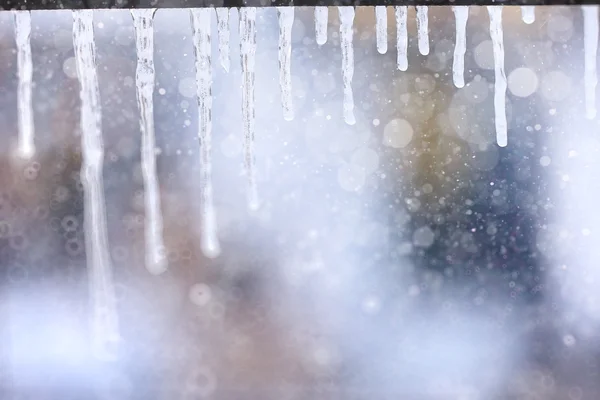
[375,6,388,54]
[416,6,429,56]
[239,8,259,210]
[13,11,35,159]
[190,9,221,258]
[216,8,230,73]
[315,6,328,45]
[339,6,356,126]
[452,6,469,89]
[583,6,598,120]
[395,6,408,71]
[72,10,120,361]
[521,6,535,25]
[277,7,294,121]
[132,9,167,274]
[487,6,507,147]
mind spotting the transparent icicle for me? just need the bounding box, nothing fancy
[132,9,167,274]
[72,10,120,360]
[216,8,230,72]
[315,6,328,45]
[13,11,35,159]
[339,6,356,126]
[240,8,259,210]
[191,9,221,258]
[583,6,598,120]
[395,6,408,71]
[452,6,469,88]
[487,6,508,147]
[277,7,294,121]
[375,6,388,54]
[521,6,535,24]
[416,6,429,56]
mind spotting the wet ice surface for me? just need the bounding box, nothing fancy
[1,6,600,400]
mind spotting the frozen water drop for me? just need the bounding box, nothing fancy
[277,7,294,121]
[521,6,535,24]
[13,11,35,159]
[375,6,388,54]
[583,6,598,119]
[452,6,469,88]
[416,6,429,56]
[487,6,508,147]
[315,6,328,45]
[191,8,221,258]
[395,6,408,71]
[339,6,356,125]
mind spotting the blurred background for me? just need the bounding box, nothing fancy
[1,5,600,400]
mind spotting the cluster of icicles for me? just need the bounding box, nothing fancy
[7,5,600,360]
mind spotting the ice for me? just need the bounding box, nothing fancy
[375,6,388,54]
[72,10,120,361]
[191,9,221,258]
[487,6,508,147]
[132,9,167,274]
[13,11,35,159]
[277,7,294,121]
[339,6,356,126]
[315,6,328,45]
[452,6,469,89]
[240,8,259,210]
[416,6,429,56]
[395,6,408,71]
[583,6,598,120]
[521,6,535,24]
[216,8,230,73]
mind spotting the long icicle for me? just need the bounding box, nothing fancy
[583,6,598,120]
[487,6,507,147]
[277,7,294,121]
[339,6,356,126]
[395,6,408,71]
[240,8,259,210]
[216,8,230,73]
[72,10,120,361]
[315,6,328,45]
[521,6,535,24]
[13,11,35,159]
[191,9,221,258]
[452,6,469,88]
[132,9,167,275]
[375,6,388,54]
[416,6,429,56]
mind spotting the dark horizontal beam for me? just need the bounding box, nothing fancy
[0,0,596,11]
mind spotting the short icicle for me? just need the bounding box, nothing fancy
[13,11,35,159]
[216,8,230,72]
[315,6,328,45]
[521,6,535,24]
[277,7,294,121]
[416,6,429,56]
[395,6,408,71]
[72,10,121,361]
[452,6,469,88]
[132,9,168,274]
[487,6,508,147]
[240,8,259,210]
[339,6,356,126]
[583,6,598,120]
[375,6,388,54]
[191,9,221,258]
